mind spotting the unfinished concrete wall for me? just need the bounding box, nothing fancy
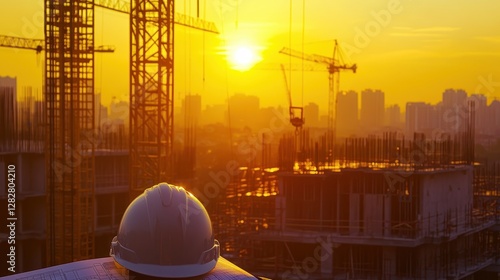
[18,153,45,195]
[364,194,384,236]
[420,166,473,237]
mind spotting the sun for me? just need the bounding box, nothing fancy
[227,44,262,71]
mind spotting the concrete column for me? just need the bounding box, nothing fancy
[316,237,334,276]
[320,245,333,275]
[275,179,285,230]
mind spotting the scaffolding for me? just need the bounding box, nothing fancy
[214,167,278,267]
[45,0,95,264]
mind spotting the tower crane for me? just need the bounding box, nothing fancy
[90,0,218,199]
[0,34,115,53]
[280,40,357,160]
[40,0,218,266]
[281,63,304,130]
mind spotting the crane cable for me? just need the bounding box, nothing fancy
[301,0,305,108]
[202,0,206,87]
[218,0,234,158]
[288,0,292,100]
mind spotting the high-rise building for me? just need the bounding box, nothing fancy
[304,102,319,128]
[360,89,384,134]
[385,104,401,130]
[336,90,358,138]
[201,104,226,125]
[440,89,469,133]
[487,100,500,136]
[406,102,436,136]
[0,76,17,150]
[468,94,488,135]
[442,88,467,108]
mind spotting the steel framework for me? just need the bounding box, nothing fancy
[45,0,95,264]
[129,0,174,198]
[93,0,217,198]
[42,0,217,264]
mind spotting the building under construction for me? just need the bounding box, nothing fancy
[0,76,129,272]
[217,128,500,279]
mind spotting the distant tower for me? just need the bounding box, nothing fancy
[406,102,436,136]
[487,100,500,136]
[336,90,358,138]
[385,104,401,130]
[0,76,17,150]
[440,89,468,133]
[360,89,384,134]
[304,102,319,127]
[469,94,487,136]
[442,88,467,108]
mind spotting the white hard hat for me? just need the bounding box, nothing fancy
[110,183,220,278]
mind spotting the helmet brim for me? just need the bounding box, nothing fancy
[111,237,220,278]
[116,257,218,278]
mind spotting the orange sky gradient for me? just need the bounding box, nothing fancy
[1,0,500,113]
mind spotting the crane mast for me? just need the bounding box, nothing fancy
[129,0,175,197]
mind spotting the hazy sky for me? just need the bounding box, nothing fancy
[1,0,500,112]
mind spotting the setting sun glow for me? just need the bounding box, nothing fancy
[227,44,262,71]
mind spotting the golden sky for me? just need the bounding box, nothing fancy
[1,0,500,113]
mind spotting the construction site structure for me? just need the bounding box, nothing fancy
[217,130,500,279]
[44,0,96,264]
[42,0,217,265]
[0,79,129,273]
[0,149,130,273]
[1,0,217,263]
[214,102,500,279]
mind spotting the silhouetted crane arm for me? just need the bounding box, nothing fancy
[279,47,357,73]
[174,13,219,34]
[280,47,335,66]
[0,35,44,53]
[95,0,219,34]
[0,35,116,53]
[95,0,130,13]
